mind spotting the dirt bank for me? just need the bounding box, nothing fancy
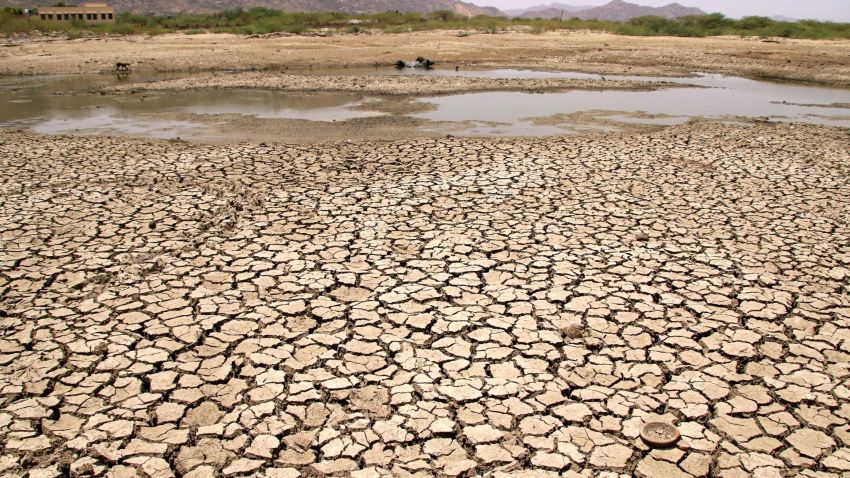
[101,72,680,95]
[2,31,850,86]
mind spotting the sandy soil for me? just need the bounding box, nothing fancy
[1,122,849,477]
[102,72,679,95]
[3,30,850,86]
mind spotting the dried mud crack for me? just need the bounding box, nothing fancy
[0,123,849,478]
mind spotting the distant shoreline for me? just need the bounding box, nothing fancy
[2,6,849,40]
[2,30,849,88]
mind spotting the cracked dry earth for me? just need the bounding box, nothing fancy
[0,123,849,478]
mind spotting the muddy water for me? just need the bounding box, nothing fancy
[1,69,849,142]
[415,72,850,136]
[0,73,378,141]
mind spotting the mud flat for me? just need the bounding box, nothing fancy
[101,72,678,96]
[2,31,850,86]
[1,122,849,477]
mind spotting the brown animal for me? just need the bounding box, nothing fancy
[115,62,131,72]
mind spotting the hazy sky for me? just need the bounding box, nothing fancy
[473,0,850,22]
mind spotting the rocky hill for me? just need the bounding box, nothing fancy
[1,0,502,16]
[516,0,705,20]
[504,2,588,17]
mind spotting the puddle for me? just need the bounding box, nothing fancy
[603,114,687,126]
[182,90,380,121]
[290,66,674,82]
[0,74,380,140]
[412,73,850,136]
[27,109,204,139]
[1,69,849,141]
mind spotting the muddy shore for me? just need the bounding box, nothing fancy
[101,72,680,96]
[122,107,670,144]
[1,123,850,477]
[2,31,850,86]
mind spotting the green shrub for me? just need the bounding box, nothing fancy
[1,8,849,40]
[479,22,502,34]
[739,16,773,30]
[104,22,139,34]
[429,10,455,22]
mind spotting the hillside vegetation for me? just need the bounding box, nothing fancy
[2,7,849,39]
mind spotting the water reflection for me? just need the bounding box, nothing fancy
[1,69,848,141]
[414,72,850,136]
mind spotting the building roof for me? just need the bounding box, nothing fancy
[39,3,114,13]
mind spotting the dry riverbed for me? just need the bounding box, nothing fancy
[101,72,678,96]
[1,122,849,478]
[2,31,850,86]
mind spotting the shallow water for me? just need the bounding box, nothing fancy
[28,110,202,139]
[1,68,848,141]
[0,74,378,140]
[182,91,379,121]
[412,72,850,136]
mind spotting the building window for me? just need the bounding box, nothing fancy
[40,14,46,20]
[108,13,113,19]
[63,14,69,20]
